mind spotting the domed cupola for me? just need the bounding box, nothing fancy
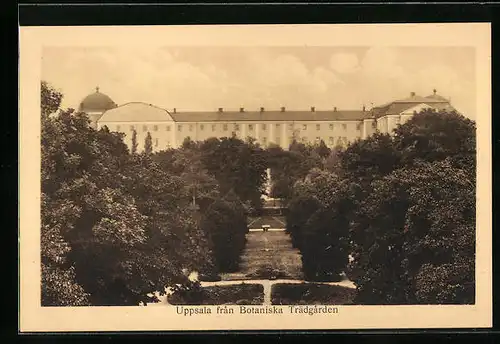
[78,87,117,128]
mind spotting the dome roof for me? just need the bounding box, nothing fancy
[78,87,117,112]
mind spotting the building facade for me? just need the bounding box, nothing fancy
[79,88,456,153]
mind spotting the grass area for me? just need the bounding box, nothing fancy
[168,283,264,305]
[271,283,356,305]
[239,231,303,280]
[247,216,286,229]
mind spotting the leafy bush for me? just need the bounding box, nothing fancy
[168,283,264,305]
[198,273,222,282]
[271,283,355,305]
[245,266,289,280]
[169,280,204,305]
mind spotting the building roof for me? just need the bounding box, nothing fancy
[78,87,117,112]
[370,91,454,118]
[98,103,368,123]
[99,102,174,122]
[425,93,450,102]
[169,109,368,122]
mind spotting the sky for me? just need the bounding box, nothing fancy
[42,46,476,119]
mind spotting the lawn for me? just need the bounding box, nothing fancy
[271,283,356,305]
[247,216,286,229]
[167,283,264,305]
[239,231,303,280]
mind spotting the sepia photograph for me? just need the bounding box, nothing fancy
[19,23,492,331]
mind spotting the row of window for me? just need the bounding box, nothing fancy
[114,122,362,133]
[259,136,349,145]
[133,135,349,150]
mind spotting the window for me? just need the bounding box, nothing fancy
[143,125,148,132]
[316,124,320,131]
[276,124,281,129]
[262,137,267,145]
[342,123,347,130]
[329,137,334,145]
[189,124,193,132]
[329,123,334,130]
[200,124,204,131]
[337,137,343,146]
[262,124,267,131]
[302,137,307,143]
[116,125,121,132]
[223,124,228,131]
[234,124,240,131]
[249,124,254,131]
[289,137,294,144]
[302,124,307,130]
[153,125,158,132]
[356,123,362,130]
[178,125,182,132]
[130,125,135,131]
[166,125,171,131]
[212,124,216,131]
[372,121,377,129]
[155,138,159,147]
[316,136,321,142]
[289,124,294,130]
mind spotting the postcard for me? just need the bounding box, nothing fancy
[19,23,492,331]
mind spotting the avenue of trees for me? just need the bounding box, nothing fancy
[281,109,476,304]
[41,82,267,306]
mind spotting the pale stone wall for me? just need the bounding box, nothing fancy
[97,121,176,152]
[100,119,366,152]
[362,118,376,139]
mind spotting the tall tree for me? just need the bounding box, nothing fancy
[144,131,153,155]
[41,82,90,306]
[131,129,138,154]
[200,190,247,272]
[393,109,476,174]
[349,160,475,304]
[41,81,214,306]
[199,136,267,212]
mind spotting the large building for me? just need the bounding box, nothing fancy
[78,87,456,152]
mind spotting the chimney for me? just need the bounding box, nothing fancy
[311,106,315,112]
[260,107,265,112]
[333,107,337,112]
[173,108,177,114]
[410,92,416,97]
[240,107,244,113]
[433,89,437,95]
[218,107,223,112]
[363,105,366,112]
[281,106,285,112]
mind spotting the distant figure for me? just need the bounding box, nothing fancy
[262,225,270,232]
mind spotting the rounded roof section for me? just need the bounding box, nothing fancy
[78,87,117,113]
